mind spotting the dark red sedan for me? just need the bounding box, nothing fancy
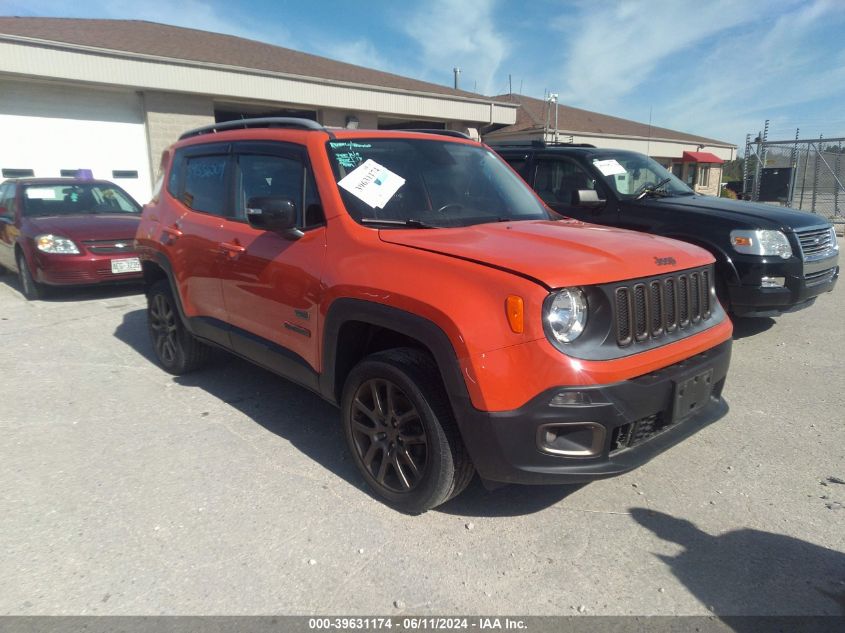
[0,178,144,299]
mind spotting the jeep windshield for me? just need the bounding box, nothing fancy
[588,151,694,200]
[327,138,551,227]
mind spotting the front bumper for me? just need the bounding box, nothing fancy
[32,251,143,286]
[457,340,732,485]
[728,251,838,317]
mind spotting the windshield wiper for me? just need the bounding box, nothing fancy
[360,218,436,229]
[636,177,673,199]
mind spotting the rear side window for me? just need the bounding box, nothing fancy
[183,155,228,216]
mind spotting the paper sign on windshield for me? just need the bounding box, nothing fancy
[337,159,405,209]
[593,159,626,177]
[25,188,57,199]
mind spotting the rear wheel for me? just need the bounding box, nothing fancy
[341,348,474,513]
[147,279,211,374]
[16,253,42,300]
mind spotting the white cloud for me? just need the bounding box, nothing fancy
[552,0,767,109]
[403,0,508,93]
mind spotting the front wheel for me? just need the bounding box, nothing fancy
[341,348,474,513]
[147,279,211,374]
[16,253,42,300]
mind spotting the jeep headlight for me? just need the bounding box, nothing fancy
[730,229,792,259]
[545,287,587,343]
[35,234,80,254]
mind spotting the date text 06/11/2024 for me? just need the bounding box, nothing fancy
[307,617,528,630]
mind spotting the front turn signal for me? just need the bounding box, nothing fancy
[506,295,524,333]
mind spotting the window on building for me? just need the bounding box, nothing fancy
[112,170,139,179]
[2,168,34,178]
[698,165,710,187]
[183,155,229,216]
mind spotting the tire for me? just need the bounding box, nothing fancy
[147,279,211,375]
[341,348,474,513]
[16,253,42,300]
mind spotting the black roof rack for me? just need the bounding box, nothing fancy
[179,117,330,140]
[402,129,472,140]
[488,140,596,149]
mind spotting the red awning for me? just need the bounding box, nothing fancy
[682,151,724,164]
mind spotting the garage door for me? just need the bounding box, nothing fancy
[0,79,152,204]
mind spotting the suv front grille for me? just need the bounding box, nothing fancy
[614,267,712,347]
[610,413,671,453]
[796,227,834,259]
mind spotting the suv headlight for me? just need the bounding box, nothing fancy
[545,287,587,343]
[730,229,792,259]
[35,234,80,254]
[830,227,840,251]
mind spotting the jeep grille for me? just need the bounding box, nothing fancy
[614,267,712,347]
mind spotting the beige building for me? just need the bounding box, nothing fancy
[0,17,517,202]
[484,94,735,196]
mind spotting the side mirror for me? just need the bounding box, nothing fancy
[246,196,303,240]
[573,189,604,209]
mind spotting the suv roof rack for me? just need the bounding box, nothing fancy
[488,140,596,149]
[179,117,329,140]
[402,129,471,140]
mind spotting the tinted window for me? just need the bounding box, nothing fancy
[20,183,141,217]
[235,153,324,227]
[183,155,229,216]
[235,154,302,220]
[326,139,549,227]
[0,183,12,219]
[534,159,600,206]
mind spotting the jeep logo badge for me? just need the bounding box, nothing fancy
[654,256,677,266]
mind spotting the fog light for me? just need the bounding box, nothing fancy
[549,391,591,407]
[537,422,606,457]
[761,276,785,288]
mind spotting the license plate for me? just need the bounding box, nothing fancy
[672,368,714,422]
[110,257,141,274]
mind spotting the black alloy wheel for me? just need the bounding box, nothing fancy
[349,377,429,493]
[342,348,474,513]
[147,279,210,375]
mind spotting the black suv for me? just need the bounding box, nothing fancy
[493,144,839,317]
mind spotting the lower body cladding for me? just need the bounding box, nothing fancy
[456,340,732,485]
[728,253,838,318]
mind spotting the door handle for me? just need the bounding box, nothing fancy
[219,241,246,260]
[162,225,183,241]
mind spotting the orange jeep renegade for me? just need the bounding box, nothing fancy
[136,118,733,513]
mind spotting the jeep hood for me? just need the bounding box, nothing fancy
[641,195,830,231]
[379,220,713,288]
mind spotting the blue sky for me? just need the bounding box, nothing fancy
[3,0,845,149]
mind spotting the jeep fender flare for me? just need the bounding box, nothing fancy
[320,297,475,417]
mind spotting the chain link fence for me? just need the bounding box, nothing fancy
[742,126,845,227]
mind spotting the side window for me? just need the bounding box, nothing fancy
[534,159,599,206]
[167,152,183,197]
[236,153,324,227]
[0,184,12,219]
[183,155,229,216]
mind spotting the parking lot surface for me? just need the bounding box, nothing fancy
[0,265,843,616]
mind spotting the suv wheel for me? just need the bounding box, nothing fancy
[16,253,42,300]
[147,279,211,375]
[341,348,474,513]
